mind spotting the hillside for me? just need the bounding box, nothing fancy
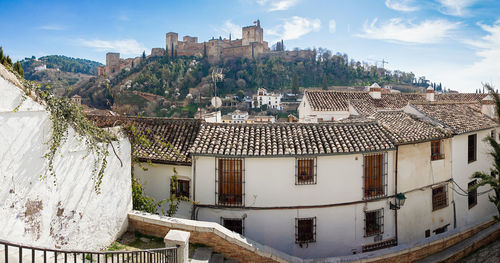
[73,51,431,117]
[20,55,102,96]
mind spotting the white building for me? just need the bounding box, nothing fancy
[252,88,282,110]
[89,87,498,259]
[222,110,249,124]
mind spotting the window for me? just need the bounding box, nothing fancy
[295,217,316,244]
[171,179,190,198]
[222,218,244,235]
[432,184,448,211]
[468,134,477,163]
[433,224,449,235]
[491,129,496,139]
[425,229,430,238]
[217,158,243,206]
[365,209,384,237]
[363,154,386,198]
[468,180,477,209]
[296,158,316,184]
[431,140,444,160]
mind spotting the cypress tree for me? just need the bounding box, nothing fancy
[292,72,299,95]
[322,74,328,90]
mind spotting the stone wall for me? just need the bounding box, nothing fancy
[128,211,302,263]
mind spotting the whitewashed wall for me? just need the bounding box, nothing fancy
[133,163,193,218]
[452,130,498,227]
[298,96,349,122]
[0,66,132,250]
[397,140,454,244]
[193,152,396,258]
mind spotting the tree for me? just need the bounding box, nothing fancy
[142,51,146,60]
[292,72,299,95]
[471,83,500,221]
[322,74,328,90]
[13,61,24,77]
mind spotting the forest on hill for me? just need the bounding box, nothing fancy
[20,55,102,78]
[106,49,429,102]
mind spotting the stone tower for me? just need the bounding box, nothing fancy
[105,52,120,75]
[166,32,179,56]
[242,19,263,46]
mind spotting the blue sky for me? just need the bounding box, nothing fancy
[0,0,499,92]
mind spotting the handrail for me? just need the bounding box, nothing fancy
[0,238,177,263]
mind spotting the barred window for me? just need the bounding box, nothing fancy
[296,158,316,184]
[295,217,316,244]
[171,179,190,198]
[365,209,384,237]
[217,158,243,206]
[432,184,448,211]
[222,218,244,235]
[363,154,386,199]
[468,134,477,163]
[431,140,444,160]
[468,180,477,209]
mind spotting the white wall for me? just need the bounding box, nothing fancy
[193,152,396,258]
[397,141,454,244]
[134,163,193,218]
[298,96,349,122]
[197,200,395,259]
[452,130,498,227]
[0,66,132,250]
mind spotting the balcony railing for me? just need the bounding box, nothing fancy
[0,239,177,263]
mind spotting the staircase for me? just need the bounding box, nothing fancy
[190,247,238,263]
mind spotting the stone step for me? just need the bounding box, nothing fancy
[190,247,213,263]
[209,253,224,263]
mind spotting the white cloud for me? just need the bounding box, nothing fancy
[385,0,419,12]
[38,24,67,31]
[329,20,336,33]
[436,0,477,16]
[267,16,321,41]
[357,18,459,44]
[256,0,299,12]
[81,39,148,56]
[215,20,242,39]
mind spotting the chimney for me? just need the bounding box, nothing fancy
[426,86,435,101]
[481,95,496,119]
[368,83,381,99]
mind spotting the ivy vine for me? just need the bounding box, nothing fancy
[8,64,118,193]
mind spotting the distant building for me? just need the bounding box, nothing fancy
[222,110,248,124]
[252,88,282,110]
[34,64,46,72]
[71,94,82,106]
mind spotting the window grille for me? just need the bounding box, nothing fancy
[221,217,244,235]
[363,153,387,199]
[431,140,444,160]
[171,179,190,198]
[468,180,477,209]
[364,209,384,237]
[468,134,477,163]
[432,184,448,211]
[296,158,317,185]
[295,217,316,244]
[216,158,244,206]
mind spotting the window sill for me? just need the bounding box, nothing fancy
[432,205,448,212]
[468,203,477,209]
[468,160,477,164]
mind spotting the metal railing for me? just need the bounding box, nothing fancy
[0,239,177,263]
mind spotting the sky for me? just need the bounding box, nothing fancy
[0,0,499,92]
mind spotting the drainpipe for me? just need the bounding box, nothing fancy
[191,156,198,220]
[395,146,399,243]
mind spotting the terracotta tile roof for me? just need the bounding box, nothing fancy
[304,90,427,113]
[87,115,202,165]
[410,102,497,134]
[190,122,394,156]
[436,93,487,102]
[305,90,371,111]
[372,111,451,144]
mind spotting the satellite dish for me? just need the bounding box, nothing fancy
[211,96,222,108]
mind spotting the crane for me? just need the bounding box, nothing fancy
[367,59,389,69]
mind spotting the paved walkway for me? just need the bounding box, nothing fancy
[458,237,500,263]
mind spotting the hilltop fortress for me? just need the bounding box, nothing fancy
[98,20,315,77]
